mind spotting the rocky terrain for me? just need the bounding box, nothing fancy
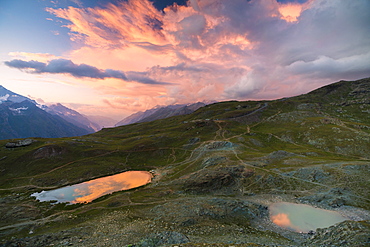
[0,78,369,246]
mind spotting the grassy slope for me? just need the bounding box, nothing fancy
[0,78,369,246]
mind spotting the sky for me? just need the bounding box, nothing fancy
[1,0,369,121]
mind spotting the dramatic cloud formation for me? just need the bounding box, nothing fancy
[5,59,168,84]
[7,0,370,116]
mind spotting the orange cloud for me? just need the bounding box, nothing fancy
[278,4,302,22]
[47,0,166,48]
[278,0,313,22]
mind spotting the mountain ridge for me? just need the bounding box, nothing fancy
[115,102,206,126]
[46,103,100,132]
[0,85,36,104]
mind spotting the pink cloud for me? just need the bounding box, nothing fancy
[47,0,166,48]
[11,0,370,117]
[277,0,314,22]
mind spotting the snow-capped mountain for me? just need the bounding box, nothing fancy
[0,85,35,104]
[0,85,95,140]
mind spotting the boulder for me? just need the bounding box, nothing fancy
[5,139,35,148]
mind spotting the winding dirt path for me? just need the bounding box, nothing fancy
[2,114,369,234]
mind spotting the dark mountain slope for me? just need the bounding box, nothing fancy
[0,100,90,140]
[0,85,94,140]
[300,77,370,103]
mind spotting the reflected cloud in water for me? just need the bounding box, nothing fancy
[32,171,152,204]
[271,213,292,229]
[269,202,347,233]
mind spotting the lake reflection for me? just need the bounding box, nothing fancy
[32,171,152,204]
[269,202,347,232]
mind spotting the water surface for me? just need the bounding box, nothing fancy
[269,202,347,232]
[32,171,152,204]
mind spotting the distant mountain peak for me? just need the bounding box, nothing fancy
[46,103,101,132]
[0,86,101,139]
[115,102,207,126]
[0,85,35,104]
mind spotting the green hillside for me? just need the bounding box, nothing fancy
[0,78,369,246]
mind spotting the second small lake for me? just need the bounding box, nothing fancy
[269,202,347,232]
[32,171,152,204]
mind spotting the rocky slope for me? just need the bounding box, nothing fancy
[0,78,369,246]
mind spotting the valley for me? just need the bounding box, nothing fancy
[0,78,369,246]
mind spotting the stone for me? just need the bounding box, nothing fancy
[5,139,35,148]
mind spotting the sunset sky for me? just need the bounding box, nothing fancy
[1,0,369,120]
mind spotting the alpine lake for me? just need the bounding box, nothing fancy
[32,171,152,204]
